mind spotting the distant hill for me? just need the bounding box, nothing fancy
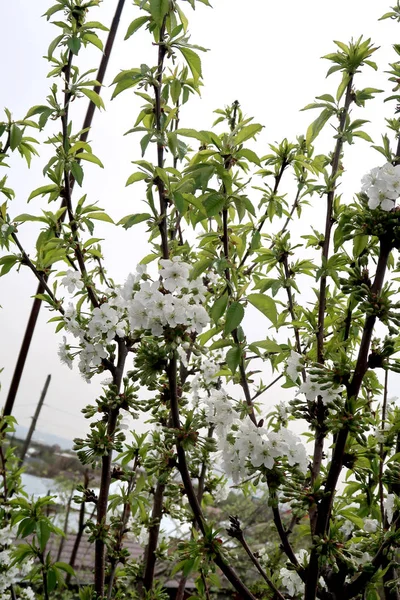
[13,424,74,450]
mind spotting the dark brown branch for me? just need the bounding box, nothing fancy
[95,339,128,597]
[11,232,64,312]
[251,373,284,402]
[343,515,400,599]
[316,77,354,364]
[4,0,125,417]
[240,160,288,269]
[282,254,306,383]
[379,369,389,522]
[107,458,138,598]
[141,479,166,594]
[305,239,391,600]
[308,77,354,542]
[227,516,286,599]
[167,355,257,600]
[154,19,169,260]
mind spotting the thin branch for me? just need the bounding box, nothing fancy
[11,232,64,313]
[154,19,169,261]
[95,339,128,597]
[107,458,138,598]
[227,516,286,600]
[167,355,257,600]
[306,239,391,599]
[240,160,288,269]
[4,0,125,417]
[379,369,389,523]
[282,254,306,382]
[251,373,284,402]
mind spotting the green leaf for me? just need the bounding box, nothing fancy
[190,258,213,280]
[224,302,244,335]
[176,128,211,143]
[149,0,169,26]
[306,108,333,146]
[353,130,373,143]
[54,562,75,576]
[71,162,84,187]
[339,510,364,529]
[125,16,150,40]
[81,89,105,110]
[85,212,114,224]
[204,193,225,217]
[251,338,282,353]
[170,80,181,105]
[353,234,369,258]
[234,124,263,146]
[179,47,202,82]
[25,105,50,118]
[36,520,51,552]
[9,124,22,151]
[247,294,277,326]
[67,36,81,55]
[237,148,261,166]
[0,255,19,276]
[28,184,59,201]
[76,152,104,168]
[211,293,228,324]
[13,213,47,224]
[118,213,151,229]
[126,172,148,186]
[140,253,158,264]
[226,346,241,374]
[48,34,64,58]
[47,568,57,593]
[337,73,350,102]
[83,32,103,51]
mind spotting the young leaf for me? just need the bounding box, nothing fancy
[234,124,263,146]
[118,213,151,229]
[125,16,150,40]
[247,294,277,326]
[179,47,202,82]
[150,0,169,26]
[81,89,105,110]
[226,345,241,374]
[126,172,148,186]
[224,302,244,335]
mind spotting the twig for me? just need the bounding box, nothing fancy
[251,373,284,402]
[4,0,125,417]
[227,516,286,600]
[95,339,128,597]
[306,239,391,599]
[167,354,257,600]
[379,369,389,523]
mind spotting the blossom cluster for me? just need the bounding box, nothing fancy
[0,526,34,598]
[58,259,209,380]
[286,351,344,405]
[198,386,308,482]
[361,162,400,211]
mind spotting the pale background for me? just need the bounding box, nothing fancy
[0,0,396,444]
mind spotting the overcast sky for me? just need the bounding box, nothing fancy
[0,0,398,444]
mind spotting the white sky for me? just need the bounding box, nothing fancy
[0,0,398,443]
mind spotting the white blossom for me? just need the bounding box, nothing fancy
[61,269,84,293]
[363,518,378,533]
[58,336,73,369]
[362,163,400,211]
[286,350,303,382]
[159,257,190,291]
[385,493,396,525]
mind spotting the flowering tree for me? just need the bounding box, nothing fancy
[2,1,400,599]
